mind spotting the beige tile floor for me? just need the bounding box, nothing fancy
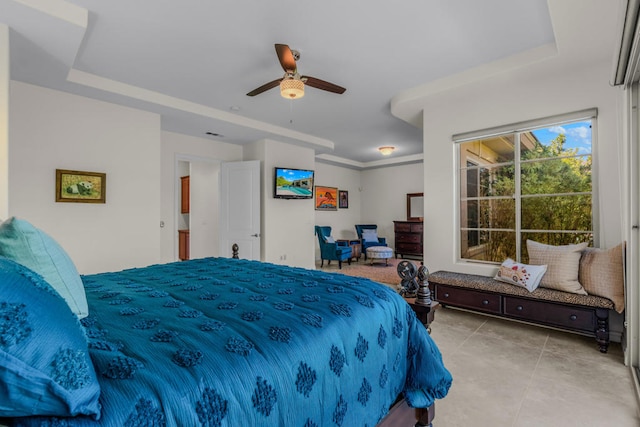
[429,307,640,427]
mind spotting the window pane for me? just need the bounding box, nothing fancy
[460,136,515,165]
[461,231,516,262]
[521,156,591,195]
[460,199,515,230]
[521,194,592,231]
[521,232,593,263]
[523,121,592,160]
[461,164,515,197]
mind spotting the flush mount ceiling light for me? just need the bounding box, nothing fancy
[378,146,395,155]
[280,77,305,99]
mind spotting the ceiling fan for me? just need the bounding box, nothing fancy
[246,44,346,99]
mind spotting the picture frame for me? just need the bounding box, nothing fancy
[314,186,338,211]
[55,169,106,203]
[338,190,349,209]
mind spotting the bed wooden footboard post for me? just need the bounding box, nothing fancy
[378,399,435,427]
[415,404,435,427]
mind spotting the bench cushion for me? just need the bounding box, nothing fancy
[429,271,614,310]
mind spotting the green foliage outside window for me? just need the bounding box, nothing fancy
[460,124,593,263]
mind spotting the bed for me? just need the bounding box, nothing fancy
[0,253,451,427]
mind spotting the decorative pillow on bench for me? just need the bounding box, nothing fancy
[579,243,625,313]
[527,240,588,295]
[494,258,547,292]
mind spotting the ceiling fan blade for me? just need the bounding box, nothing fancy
[275,44,297,72]
[302,76,346,94]
[246,78,282,96]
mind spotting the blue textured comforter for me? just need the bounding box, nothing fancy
[17,258,451,426]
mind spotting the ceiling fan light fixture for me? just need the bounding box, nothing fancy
[378,146,395,156]
[280,78,305,99]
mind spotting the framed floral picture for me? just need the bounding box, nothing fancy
[55,169,106,203]
[314,186,338,211]
[339,190,348,209]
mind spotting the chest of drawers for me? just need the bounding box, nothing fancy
[393,221,423,258]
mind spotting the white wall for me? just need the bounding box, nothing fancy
[313,162,363,260]
[160,131,242,263]
[360,162,424,249]
[0,24,8,220]
[245,139,316,268]
[9,81,161,274]
[420,58,623,277]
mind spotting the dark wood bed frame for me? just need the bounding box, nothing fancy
[379,399,434,427]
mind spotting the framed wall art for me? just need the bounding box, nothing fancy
[314,186,338,211]
[339,190,349,209]
[56,169,106,203]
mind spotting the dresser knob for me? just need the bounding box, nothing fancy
[482,300,489,305]
[443,293,450,298]
[516,305,523,311]
[570,314,577,321]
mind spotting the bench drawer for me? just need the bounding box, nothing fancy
[434,284,502,314]
[504,296,595,333]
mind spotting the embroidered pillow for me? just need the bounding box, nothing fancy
[324,236,335,244]
[526,240,588,295]
[0,217,88,318]
[579,243,625,313]
[494,258,547,292]
[361,229,379,243]
[0,257,101,418]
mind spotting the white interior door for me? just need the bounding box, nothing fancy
[220,160,261,260]
[190,161,220,259]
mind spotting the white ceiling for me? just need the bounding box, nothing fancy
[0,0,623,167]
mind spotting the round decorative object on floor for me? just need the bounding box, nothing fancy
[366,246,393,265]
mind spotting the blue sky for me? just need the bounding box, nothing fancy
[531,121,592,155]
[277,168,313,181]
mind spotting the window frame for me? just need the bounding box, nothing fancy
[454,109,599,264]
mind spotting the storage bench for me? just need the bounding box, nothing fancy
[428,271,615,353]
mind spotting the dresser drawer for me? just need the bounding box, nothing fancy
[395,222,412,232]
[504,296,595,332]
[434,284,502,314]
[410,223,423,233]
[397,242,422,253]
[396,233,421,243]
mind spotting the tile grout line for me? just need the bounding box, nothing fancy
[511,332,549,427]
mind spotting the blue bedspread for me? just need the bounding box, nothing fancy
[16,258,451,426]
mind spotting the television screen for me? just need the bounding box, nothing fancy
[274,167,314,199]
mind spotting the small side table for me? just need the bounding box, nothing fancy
[404,298,440,333]
[337,239,361,261]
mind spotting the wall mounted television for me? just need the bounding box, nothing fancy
[273,167,314,199]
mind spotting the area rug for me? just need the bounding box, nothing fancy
[316,257,423,287]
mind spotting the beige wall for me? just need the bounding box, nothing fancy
[9,81,161,274]
[420,58,623,277]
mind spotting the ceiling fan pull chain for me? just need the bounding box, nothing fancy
[289,99,294,124]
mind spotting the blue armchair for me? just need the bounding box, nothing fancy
[315,226,352,269]
[355,224,387,260]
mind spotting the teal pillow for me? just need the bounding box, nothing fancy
[0,217,88,318]
[0,256,101,418]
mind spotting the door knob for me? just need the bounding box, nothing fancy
[251,233,260,237]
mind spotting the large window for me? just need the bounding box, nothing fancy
[456,111,595,263]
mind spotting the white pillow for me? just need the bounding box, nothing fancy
[324,236,335,244]
[494,258,547,292]
[527,239,588,295]
[361,229,379,243]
